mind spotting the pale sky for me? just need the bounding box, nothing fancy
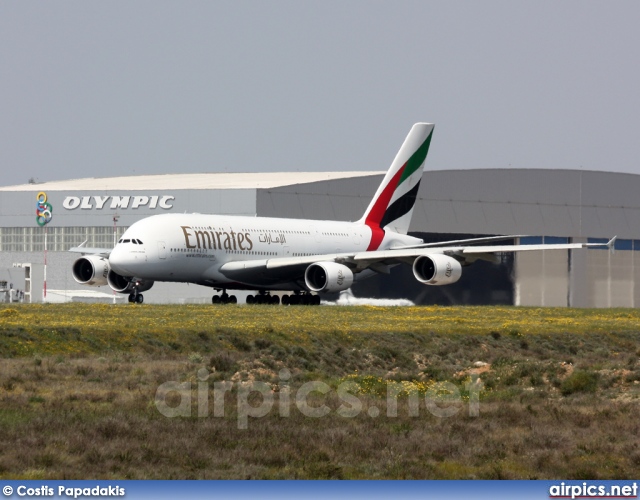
[1,1,639,186]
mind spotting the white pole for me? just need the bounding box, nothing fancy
[113,215,118,304]
[44,226,47,301]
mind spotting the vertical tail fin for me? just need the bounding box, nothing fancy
[359,123,434,249]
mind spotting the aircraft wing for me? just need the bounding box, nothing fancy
[353,237,617,265]
[459,240,616,255]
[219,237,616,283]
[68,240,111,258]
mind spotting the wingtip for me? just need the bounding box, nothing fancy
[607,236,617,248]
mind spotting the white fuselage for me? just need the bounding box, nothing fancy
[108,213,421,291]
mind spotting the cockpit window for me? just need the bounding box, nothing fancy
[132,240,138,244]
[118,239,123,243]
[123,239,130,243]
[136,239,143,244]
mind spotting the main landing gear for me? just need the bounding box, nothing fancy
[212,291,237,305]
[246,292,280,305]
[282,292,321,306]
[246,292,321,306]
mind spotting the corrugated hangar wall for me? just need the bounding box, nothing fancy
[258,169,640,238]
[259,169,640,307]
[256,176,382,223]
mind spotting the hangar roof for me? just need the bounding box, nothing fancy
[2,168,639,239]
[0,171,382,192]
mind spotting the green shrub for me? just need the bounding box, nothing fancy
[254,338,272,350]
[560,370,599,395]
[187,352,203,363]
[492,356,515,368]
[624,370,640,383]
[229,336,252,352]
[209,351,237,373]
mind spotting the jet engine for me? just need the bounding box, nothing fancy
[305,262,354,293]
[72,255,110,286]
[412,254,462,285]
[107,270,154,294]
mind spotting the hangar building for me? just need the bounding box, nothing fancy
[0,169,638,306]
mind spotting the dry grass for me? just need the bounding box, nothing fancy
[1,303,639,358]
[0,304,639,479]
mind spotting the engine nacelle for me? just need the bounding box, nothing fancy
[412,254,462,285]
[72,255,110,286]
[305,262,354,293]
[107,270,154,294]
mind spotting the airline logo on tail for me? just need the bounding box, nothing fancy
[360,123,434,250]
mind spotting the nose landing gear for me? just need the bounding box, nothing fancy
[126,281,144,304]
[128,290,144,304]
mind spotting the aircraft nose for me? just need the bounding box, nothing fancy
[109,245,137,275]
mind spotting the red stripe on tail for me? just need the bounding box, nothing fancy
[364,164,406,250]
[366,225,386,251]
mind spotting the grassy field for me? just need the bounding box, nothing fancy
[1,303,640,479]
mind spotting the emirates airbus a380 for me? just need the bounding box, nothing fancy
[70,123,614,304]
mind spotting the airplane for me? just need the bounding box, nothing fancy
[70,122,615,305]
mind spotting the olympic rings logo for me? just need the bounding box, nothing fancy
[36,191,53,226]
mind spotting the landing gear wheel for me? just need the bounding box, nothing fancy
[212,295,221,304]
[271,295,280,305]
[135,294,144,304]
[313,295,321,306]
[246,295,255,304]
[282,295,290,306]
[229,295,237,304]
[128,294,135,303]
